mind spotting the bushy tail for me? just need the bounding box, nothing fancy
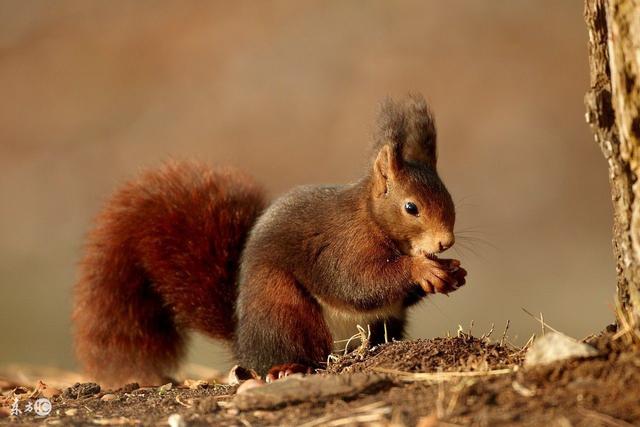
[73,161,266,387]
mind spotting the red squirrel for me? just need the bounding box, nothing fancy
[73,94,467,387]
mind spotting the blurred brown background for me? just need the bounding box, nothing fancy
[0,1,615,373]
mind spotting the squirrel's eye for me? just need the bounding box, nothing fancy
[404,202,419,216]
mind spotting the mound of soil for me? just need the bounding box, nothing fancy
[325,335,524,374]
[1,333,638,426]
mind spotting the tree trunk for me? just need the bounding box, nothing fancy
[584,0,640,343]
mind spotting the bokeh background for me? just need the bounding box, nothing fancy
[0,1,615,374]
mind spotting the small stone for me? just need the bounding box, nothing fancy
[159,383,173,393]
[65,408,78,416]
[101,393,117,401]
[167,413,186,427]
[511,381,535,397]
[62,383,101,399]
[524,332,599,367]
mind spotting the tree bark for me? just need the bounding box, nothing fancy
[585,0,640,342]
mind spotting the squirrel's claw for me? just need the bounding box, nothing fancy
[265,363,312,383]
[415,258,467,295]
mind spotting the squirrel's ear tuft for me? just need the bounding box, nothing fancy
[402,94,437,167]
[374,94,437,168]
[376,97,407,145]
[372,144,400,197]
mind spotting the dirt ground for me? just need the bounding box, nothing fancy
[1,329,639,427]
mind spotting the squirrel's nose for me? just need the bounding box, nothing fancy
[437,235,455,252]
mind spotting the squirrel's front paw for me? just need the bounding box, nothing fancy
[411,257,467,295]
[265,363,312,383]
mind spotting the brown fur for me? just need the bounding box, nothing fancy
[73,161,266,387]
[374,94,437,168]
[73,94,466,386]
[233,94,465,375]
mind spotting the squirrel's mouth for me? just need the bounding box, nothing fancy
[400,242,441,260]
[398,240,441,260]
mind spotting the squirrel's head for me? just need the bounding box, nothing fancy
[368,94,455,257]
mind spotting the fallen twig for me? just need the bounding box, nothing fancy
[521,308,568,338]
[372,367,515,382]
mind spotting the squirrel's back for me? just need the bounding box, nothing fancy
[239,183,369,278]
